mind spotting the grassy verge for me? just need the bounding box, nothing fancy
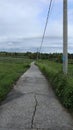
[36,60,73,110]
[0,57,32,102]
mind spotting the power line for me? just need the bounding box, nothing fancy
[39,0,53,54]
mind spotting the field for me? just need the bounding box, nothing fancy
[0,54,73,111]
[36,60,73,110]
[0,57,32,102]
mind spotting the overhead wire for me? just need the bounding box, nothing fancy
[39,0,53,54]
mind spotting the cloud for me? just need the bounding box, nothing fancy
[0,0,43,38]
[0,0,73,41]
[0,1,54,38]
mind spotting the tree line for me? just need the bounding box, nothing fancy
[0,52,73,63]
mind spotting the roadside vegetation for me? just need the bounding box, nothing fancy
[0,56,31,102]
[0,51,73,111]
[36,60,73,110]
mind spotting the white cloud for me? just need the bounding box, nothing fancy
[0,0,44,39]
[0,0,73,40]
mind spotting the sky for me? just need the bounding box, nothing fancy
[0,0,73,53]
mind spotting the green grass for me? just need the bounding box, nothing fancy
[36,60,73,110]
[0,57,32,102]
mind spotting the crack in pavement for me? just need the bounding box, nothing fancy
[0,63,73,130]
[31,94,38,128]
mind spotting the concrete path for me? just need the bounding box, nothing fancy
[0,63,73,130]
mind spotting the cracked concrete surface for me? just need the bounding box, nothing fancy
[0,63,73,130]
[31,95,38,128]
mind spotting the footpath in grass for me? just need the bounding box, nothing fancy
[0,57,31,102]
[36,60,73,111]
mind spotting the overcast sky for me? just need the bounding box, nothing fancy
[0,0,73,52]
[0,0,73,40]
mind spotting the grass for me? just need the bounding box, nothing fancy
[36,60,73,110]
[0,57,32,102]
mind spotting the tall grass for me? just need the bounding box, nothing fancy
[0,57,31,102]
[36,60,73,110]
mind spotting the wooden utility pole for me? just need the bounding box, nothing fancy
[63,0,68,74]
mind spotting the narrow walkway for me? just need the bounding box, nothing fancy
[0,63,73,130]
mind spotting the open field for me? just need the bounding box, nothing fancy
[0,56,32,102]
[36,60,73,110]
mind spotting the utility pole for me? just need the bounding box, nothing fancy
[63,0,68,74]
[37,48,38,60]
